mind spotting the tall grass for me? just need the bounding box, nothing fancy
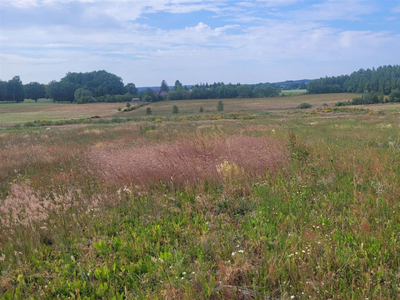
[88,131,288,193]
[1,112,400,298]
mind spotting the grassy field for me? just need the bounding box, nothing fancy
[0,101,123,125]
[1,95,400,298]
[1,93,364,125]
[279,89,307,96]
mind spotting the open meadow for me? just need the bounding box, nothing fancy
[0,93,368,125]
[1,94,400,298]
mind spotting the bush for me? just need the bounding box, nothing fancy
[117,107,122,112]
[217,100,224,111]
[146,107,152,115]
[172,105,179,113]
[126,102,131,108]
[199,106,204,113]
[335,101,350,106]
[296,102,312,109]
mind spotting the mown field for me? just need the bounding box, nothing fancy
[1,95,400,299]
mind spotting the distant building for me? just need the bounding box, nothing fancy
[131,98,141,102]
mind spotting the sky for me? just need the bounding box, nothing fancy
[1,0,400,87]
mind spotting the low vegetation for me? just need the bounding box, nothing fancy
[296,102,312,109]
[1,94,400,299]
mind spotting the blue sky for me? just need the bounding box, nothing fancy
[1,0,399,86]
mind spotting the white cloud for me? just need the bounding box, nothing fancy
[0,53,67,63]
[393,4,400,13]
[293,0,375,21]
[1,0,40,8]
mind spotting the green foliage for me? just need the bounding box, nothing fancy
[63,70,125,97]
[24,82,46,102]
[199,106,204,113]
[160,80,169,92]
[74,88,95,104]
[126,102,131,108]
[117,107,122,112]
[389,89,400,103]
[0,76,25,102]
[146,107,152,115]
[124,83,138,95]
[48,80,77,103]
[174,80,183,91]
[96,93,133,103]
[308,65,400,95]
[172,105,179,113]
[296,102,312,109]
[217,100,224,111]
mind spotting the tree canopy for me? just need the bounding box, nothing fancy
[24,82,46,102]
[0,76,25,102]
[46,70,128,103]
[160,80,169,92]
[307,65,400,95]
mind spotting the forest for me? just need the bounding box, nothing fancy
[307,65,400,95]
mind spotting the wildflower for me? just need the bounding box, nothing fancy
[238,250,244,253]
[123,186,132,194]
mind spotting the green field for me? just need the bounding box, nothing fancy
[279,89,307,96]
[1,95,400,298]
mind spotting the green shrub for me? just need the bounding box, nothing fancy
[217,100,224,111]
[296,103,312,109]
[389,89,400,103]
[146,107,152,115]
[199,106,204,113]
[172,105,179,114]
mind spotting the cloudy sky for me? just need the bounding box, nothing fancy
[1,0,399,86]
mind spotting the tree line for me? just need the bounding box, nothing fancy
[307,65,400,95]
[0,71,280,104]
[0,71,138,104]
[142,80,279,102]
